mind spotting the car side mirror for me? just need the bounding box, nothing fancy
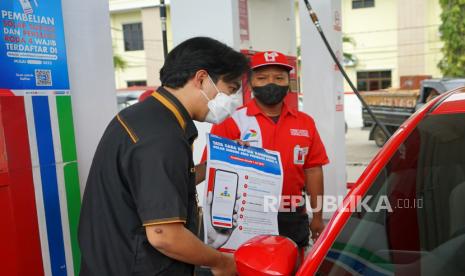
[235,235,298,276]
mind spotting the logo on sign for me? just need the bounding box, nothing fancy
[333,11,342,31]
[19,0,38,14]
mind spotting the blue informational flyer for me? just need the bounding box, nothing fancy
[0,0,69,94]
[204,134,283,252]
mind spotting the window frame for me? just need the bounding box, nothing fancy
[126,80,147,87]
[352,0,375,9]
[122,22,144,52]
[357,70,392,91]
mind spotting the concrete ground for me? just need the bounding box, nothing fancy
[345,127,380,183]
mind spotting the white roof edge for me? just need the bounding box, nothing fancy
[109,0,170,13]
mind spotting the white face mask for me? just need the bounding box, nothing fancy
[200,76,242,124]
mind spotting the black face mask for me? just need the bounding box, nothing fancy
[252,83,289,106]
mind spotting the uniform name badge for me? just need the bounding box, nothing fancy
[293,145,309,165]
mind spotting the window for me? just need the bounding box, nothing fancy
[127,80,147,87]
[357,70,391,91]
[352,0,375,9]
[123,23,144,51]
[318,113,465,275]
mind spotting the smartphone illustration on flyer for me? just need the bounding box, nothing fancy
[211,169,238,229]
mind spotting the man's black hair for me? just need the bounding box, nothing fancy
[160,37,249,88]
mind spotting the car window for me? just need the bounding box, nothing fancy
[317,113,465,276]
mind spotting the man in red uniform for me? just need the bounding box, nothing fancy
[200,51,329,253]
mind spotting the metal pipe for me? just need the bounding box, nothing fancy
[160,0,168,58]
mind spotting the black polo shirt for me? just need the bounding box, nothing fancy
[78,87,199,276]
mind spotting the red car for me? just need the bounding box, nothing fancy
[235,87,465,276]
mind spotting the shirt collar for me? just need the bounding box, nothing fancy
[246,99,297,118]
[156,87,198,143]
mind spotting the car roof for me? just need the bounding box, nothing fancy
[422,79,465,93]
[431,87,465,115]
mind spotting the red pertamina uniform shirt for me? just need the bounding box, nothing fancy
[202,99,329,196]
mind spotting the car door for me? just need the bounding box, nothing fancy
[315,112,465,276]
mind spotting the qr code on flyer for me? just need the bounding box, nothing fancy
[35,69,53,87]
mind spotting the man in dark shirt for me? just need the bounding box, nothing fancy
[78,37,249,276]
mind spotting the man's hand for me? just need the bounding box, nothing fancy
[145,222,236,271]
[235,139,250,147]
[309,216,325,242]
[305,167,325,242]
[195,162,207,185]
[210,253,237,276]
